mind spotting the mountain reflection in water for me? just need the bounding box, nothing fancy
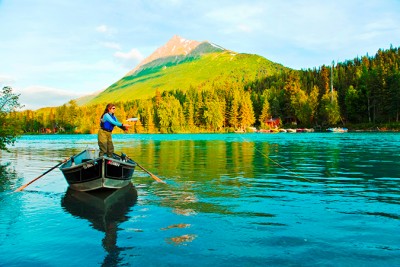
[61,184,138,266]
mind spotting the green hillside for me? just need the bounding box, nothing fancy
[15,45,400,134]
[86,50,288,105]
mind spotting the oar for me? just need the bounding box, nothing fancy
[135,162,166,184]
[14,158,69,192]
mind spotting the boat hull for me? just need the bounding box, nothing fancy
[60,149,136,191]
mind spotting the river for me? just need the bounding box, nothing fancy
[0,133,399,266]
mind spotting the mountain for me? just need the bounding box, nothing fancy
[84,35,288,105]
[74,89,103,106]
[126,35,202,76]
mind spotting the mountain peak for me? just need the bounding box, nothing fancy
[162,35,201,56]
[127,35,202,76]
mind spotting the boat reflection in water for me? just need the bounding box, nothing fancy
[61,184,138,266]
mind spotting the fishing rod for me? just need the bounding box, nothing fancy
[237,134,315,183]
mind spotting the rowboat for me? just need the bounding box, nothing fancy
[59,149,137,192]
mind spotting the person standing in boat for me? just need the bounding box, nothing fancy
[98,103,130,157]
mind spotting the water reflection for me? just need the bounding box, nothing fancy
[61,184,138,266]
[1,134,400,266]
[0,163,19,192]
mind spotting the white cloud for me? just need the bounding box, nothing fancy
[96,24,109,33]
[1,0,400,105]
[15,86,84,110]
[114,48,144,68]
[237,24,253,33]
[96,24,116,35]
[101,42,122,50]
[206,4,264,23]
[0,74,16,85]
[114,49,143,60]
[204,3,265,35]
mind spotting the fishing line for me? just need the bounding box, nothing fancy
[238,134,315,183]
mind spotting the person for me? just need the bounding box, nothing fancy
[98,103,130,157]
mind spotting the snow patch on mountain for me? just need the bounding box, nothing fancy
[210,42,225,50]
[125,35,227,76]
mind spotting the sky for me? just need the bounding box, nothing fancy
[1,0,400,110]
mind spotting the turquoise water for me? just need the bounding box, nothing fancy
[0,133,399,266]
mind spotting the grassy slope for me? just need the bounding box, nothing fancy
[86,51,288,105]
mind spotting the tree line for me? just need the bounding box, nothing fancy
[249,45,400,127]
[6,45,400,135]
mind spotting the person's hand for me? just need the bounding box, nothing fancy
[122,124,131,131]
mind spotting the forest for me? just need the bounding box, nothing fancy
[8,45,400,134]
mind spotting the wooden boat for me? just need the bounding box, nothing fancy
[59,149,137,192]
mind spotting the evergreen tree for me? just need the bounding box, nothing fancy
[156,94,184,133]
[239,91,255,130]
[259,91,271,129]
[291,89,310,126]
[319,90,341,125]
[184,100,195,131]
[345,85,365,123]
[388,72,400,122]
[203,100,224,131]
[139,99,156,133]
[228,89,240,129]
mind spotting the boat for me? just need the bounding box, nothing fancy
[327,127,348,133]
[59,149,137,192]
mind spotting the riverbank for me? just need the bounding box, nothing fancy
[17,122,400,135]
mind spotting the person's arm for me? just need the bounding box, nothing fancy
[103,113,130,130]
[102,113,123,127]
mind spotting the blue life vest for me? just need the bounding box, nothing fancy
[100,113,116,132]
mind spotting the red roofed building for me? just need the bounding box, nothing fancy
[265,118,281,128]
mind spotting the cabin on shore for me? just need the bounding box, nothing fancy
[265,118,281,128]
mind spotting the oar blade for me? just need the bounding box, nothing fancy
[135,162,166,184]
[150,173,166,184]
[14,158,69,192]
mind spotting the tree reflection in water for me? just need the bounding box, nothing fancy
[61,184,138,266]
[0,163,20,192]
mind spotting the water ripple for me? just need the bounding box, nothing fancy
[1,133,400,266]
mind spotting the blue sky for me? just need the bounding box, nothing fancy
[1,0,400,110]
